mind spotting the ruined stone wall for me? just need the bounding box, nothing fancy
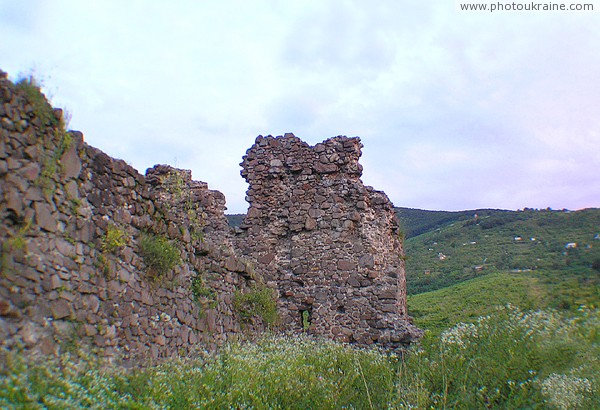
[0,70,420,361]
[0,71,261,362]
[236,134,421,348]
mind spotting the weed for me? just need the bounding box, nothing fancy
[397,306,600,408]
[302,310,311,331]
[101,224,127,254]
[233,285,279,327]
[1,309,599,408]
[16,76,76,195]
[95,253,111,277]
[69,198,82,215]
[1,219,31,275]
[15,76,59,129]
[190,273,218,310]
[139,233,181,279]
[162,171,185,198]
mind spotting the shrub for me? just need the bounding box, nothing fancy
[101,224,127,253]
[139,234,181,279]
[233,286,279,326]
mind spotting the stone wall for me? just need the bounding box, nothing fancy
[0,71,420,362]
[0,72,261,362]
[236,134,421,348]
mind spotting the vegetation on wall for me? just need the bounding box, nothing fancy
[233,285,279,327]
[139,233,181,279]
[100,224,127,254]
[0,216,32,276]
[190,273,218,310]
[15,76,59,129]
[16,75,75,195]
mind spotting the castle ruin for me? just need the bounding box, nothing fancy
[0,70,421,361]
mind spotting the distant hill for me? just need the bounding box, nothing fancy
[395,207,511,238]
[226,214,245,227]
[401,207,600,310]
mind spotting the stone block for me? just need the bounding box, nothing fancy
[34,202,57,232]
[337,260,356,271]
[358,254,374,268]
[50,299,72,319]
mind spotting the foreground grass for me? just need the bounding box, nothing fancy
[1,307,599,409]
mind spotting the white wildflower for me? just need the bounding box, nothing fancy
[440,322,479,348]
[541,373,593,410]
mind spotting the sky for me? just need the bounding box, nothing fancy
[1,0,599,213]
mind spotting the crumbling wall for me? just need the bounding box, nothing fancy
[0,71,261,362]
[236,133,421,347]
[0,70,420,361]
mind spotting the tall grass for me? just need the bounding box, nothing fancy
[398,305,599,408]
[1,307,598,409]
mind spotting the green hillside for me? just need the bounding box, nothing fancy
[395,207,510,238]
[408,271,546,335]
[401,208,600,297]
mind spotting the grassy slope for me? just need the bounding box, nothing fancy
[404,207,600,334]
[407,272,546,335]
[395,207,510,238]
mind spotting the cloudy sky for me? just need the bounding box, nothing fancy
[1,0,599,213]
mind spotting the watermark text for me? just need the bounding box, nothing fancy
[457,1,597,12]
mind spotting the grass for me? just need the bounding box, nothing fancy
[408,271,545,335]
[139,233,181,279]
[397,306,600,409]
[15,76,60,129]
[190,273,218,310]
[1,308,598,409]
[100,224,127,253]
[15,75,76,196]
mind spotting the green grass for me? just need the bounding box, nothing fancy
[2,309,599,409]
[15,76,60,129]
[233,285,279,327]
[398,306,600,409]
[408,268,600,336]
[408,272,546,335]
[101,224,127,253]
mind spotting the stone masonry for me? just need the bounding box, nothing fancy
[236,134,422,348]
[0,71,261,362]
[0,70,420,362]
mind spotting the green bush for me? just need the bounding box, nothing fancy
[233,286,279,326]
[101,224,127,253]
[139,234,181,279]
